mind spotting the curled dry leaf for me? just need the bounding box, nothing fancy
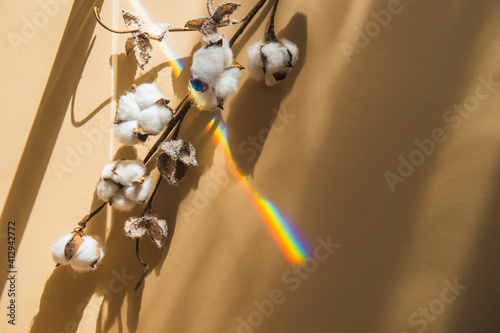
[123,10,172,69]
[157,140,198,186]
[124,215,168,249]
[185,0,240,42]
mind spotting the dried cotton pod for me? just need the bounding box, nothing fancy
[124,215,168,249]
[157,140,198,186]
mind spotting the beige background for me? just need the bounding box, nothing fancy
[1,0,500,332]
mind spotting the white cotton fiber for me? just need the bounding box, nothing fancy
[134,83,165,109]
[189,83,218,111]
[71,236,103,272]
[114,160,146,185]
[281,38,299,66]
[261,42,290,74]
[116,92,141,122]
[214,67,241,99]
[51,233,74,265]
[247,41,265,81]
[209,33,234,66]
[96,179,120,201]
[101,162,118,181]
[124,176,152,202]
[138,104,173,135]
[114,120,143,145]
[111,192,137,211]
[192,45,226,85]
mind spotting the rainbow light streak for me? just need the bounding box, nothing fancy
[207,115,309,264]
[129,0,184,77]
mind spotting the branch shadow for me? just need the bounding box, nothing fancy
[226,13,308,177]
[0,0,104,300]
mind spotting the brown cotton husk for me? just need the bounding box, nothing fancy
[124,215,168,249]
[157,140,198,186]
[64,232,84,262]
[185,1,240,40]
[122,10,171,69]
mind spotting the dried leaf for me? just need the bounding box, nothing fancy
[157,140,198,186]
[147,218,168,249]
[125,37,135,54]
[122,10,144,30]
[122,10,170,68]
[64,233,83,262]
[207,0,216,17]
[124,215,168,249]
[186,0,240,40]
[185,17,210,29]
[213,3,240,23]
[124,216,148,238]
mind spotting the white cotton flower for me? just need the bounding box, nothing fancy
[247,41,265,81]
[247,39,299,86]
[134,83,165,109]
[214,67,242,99]
[208,33,233,66]
[138,104,173,135]
[96,179,120,201]
[281,38,298,65]
[123,176,152,202]
[111,192,137,211]
[116,92,141,122]
[101,162,119,182]
[192,44,227,85]
[114,120,144,145]
[51,233,74,266]
[70,236,104,272]
[113,160,146,185]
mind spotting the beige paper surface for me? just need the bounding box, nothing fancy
[1,0,500,332]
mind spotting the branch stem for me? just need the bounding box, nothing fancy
[265,0,279,42]
[80,0,272,232]
[229,0,268,47]
[134,238,149,290]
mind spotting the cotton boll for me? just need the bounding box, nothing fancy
[281,39,298,65]
[138,104,173,135]
[208,33,233,66]
[101,162,119,181]
[247,41,265,81]
[96,179,120,201]
[264,67,292,86]
[214,67,241,99]
[134,83,165,109]
[114,160,146,185]
[116,92,141,122]
[191,45,226,85]
[189,83,218,111]
[114,120,143,145]
[111,192,137,211]
[124,176,152,202]
[51,233,74,266]
[261,42,290,74]
[71,236,104,272]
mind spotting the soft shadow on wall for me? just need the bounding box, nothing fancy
[0,0,103,301]
[226,12,308,177]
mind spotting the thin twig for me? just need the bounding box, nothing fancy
[77,202,107,231]
[229,0,268,47]
[134,238,149,290]
[265,0,279,42]
[94,7,197,34]
[143,96,193,165]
